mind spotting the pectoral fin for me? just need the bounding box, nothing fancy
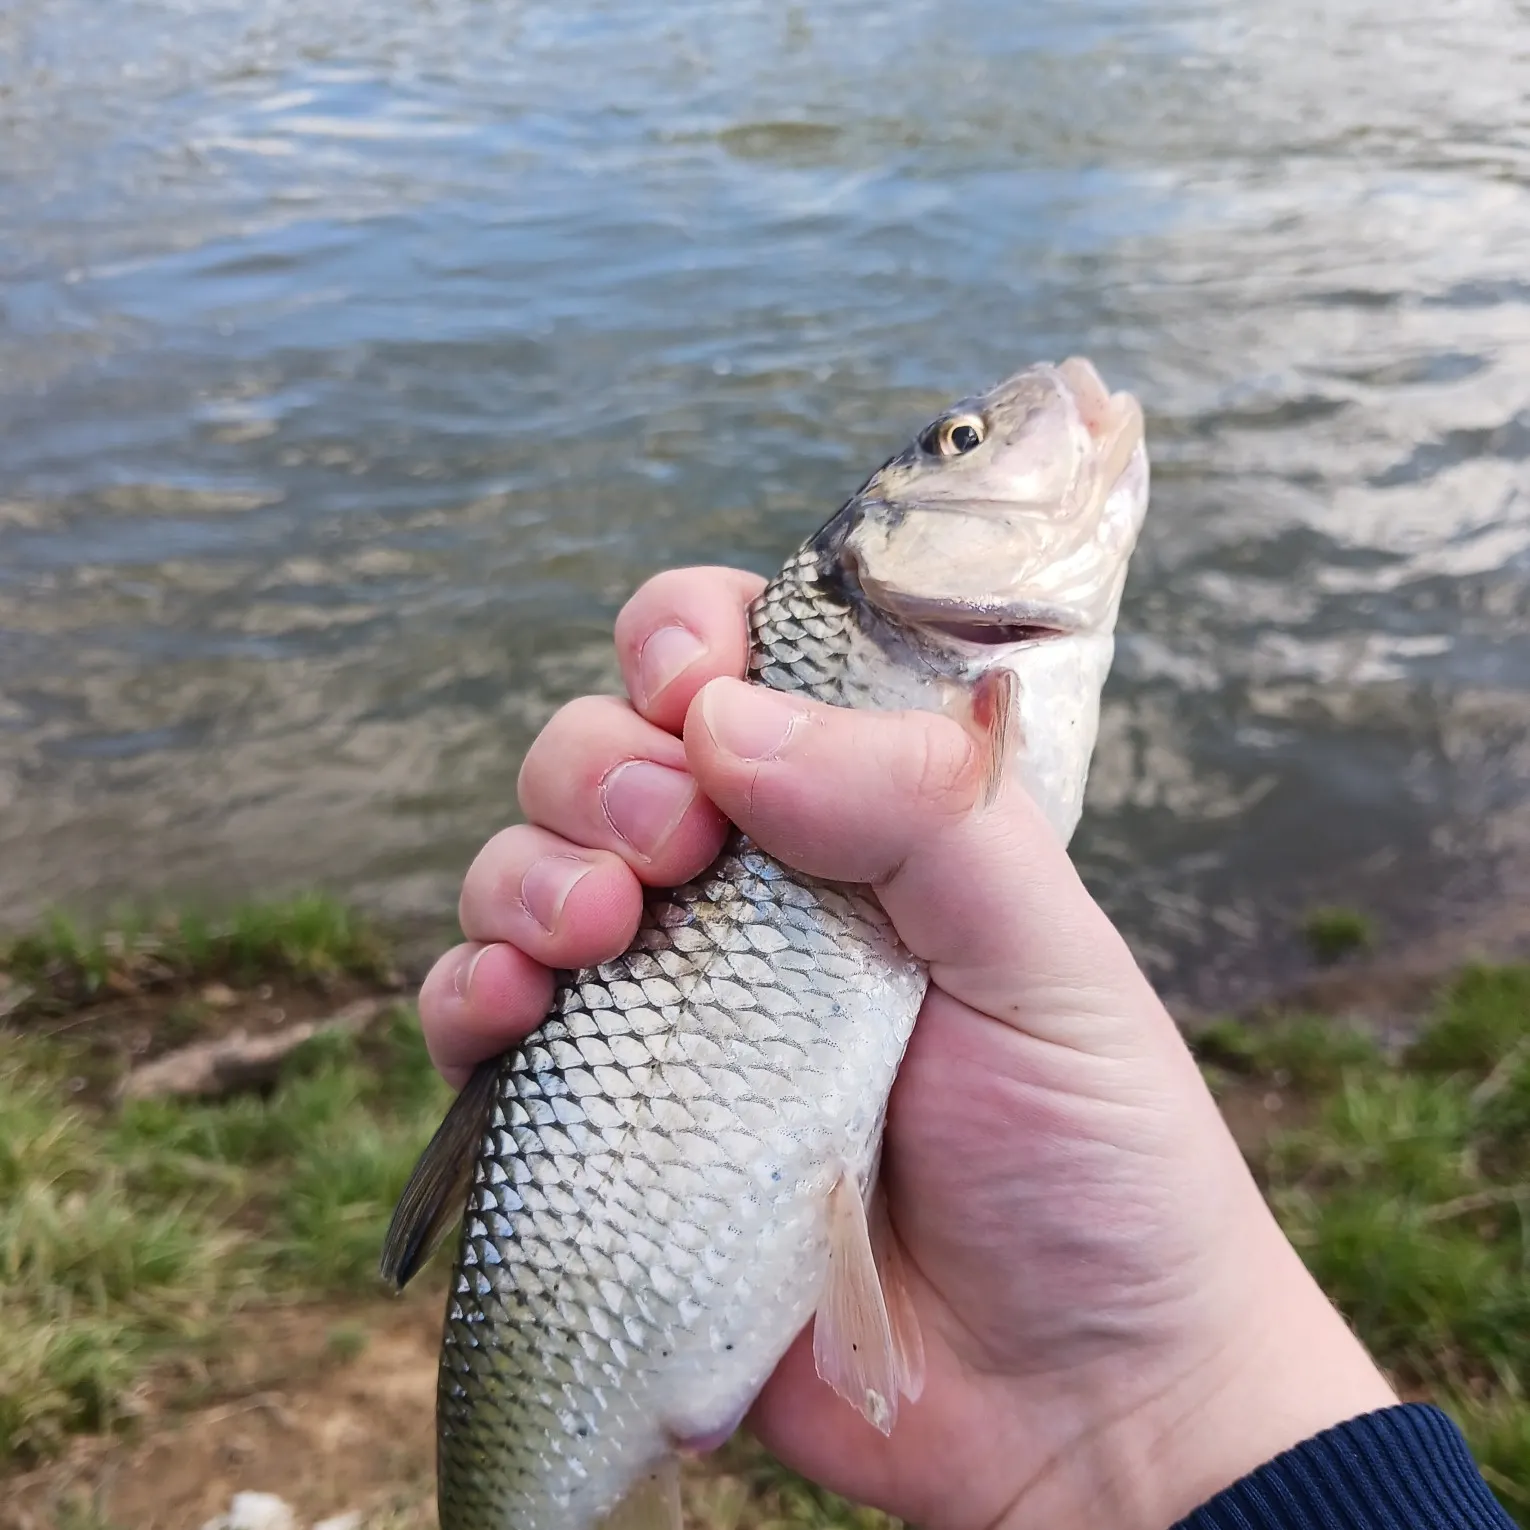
[600,1458,682,1530]
[813,1168,925,1435]
[378,1058,498,1289]
[962,667,1020,810]
[869,1181,926,1403]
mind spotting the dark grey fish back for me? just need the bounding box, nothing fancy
[747,545,859,703]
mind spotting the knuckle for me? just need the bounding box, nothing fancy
[460,827,520,917]
[616,569,694,644]
[552,692,629,735]
[419,944,466,1012]
[518,694,629,803]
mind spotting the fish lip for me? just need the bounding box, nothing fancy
[857,580,1083,648]
[918,613,1072,648]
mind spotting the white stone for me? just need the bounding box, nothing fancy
[311,1514,364,1530]
[199,1493,296,1530]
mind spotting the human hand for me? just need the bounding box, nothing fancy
[418,566,1396,1530]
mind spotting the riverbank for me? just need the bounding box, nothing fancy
[2,898,1526,1529]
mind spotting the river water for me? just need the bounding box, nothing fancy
[3,0,1529,1005]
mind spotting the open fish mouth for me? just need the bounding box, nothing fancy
[894,604,1079,648]
[840,547,1084,648]
[1057,355,1145,493]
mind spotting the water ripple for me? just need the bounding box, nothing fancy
[2,0,1530,1003]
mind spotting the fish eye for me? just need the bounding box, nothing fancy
[922,414,986,457]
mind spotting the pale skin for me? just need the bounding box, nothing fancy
[419,566,1398,1530]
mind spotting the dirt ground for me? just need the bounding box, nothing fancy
[6,1294,443,1530]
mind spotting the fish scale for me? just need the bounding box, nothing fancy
[437,549,928,1530]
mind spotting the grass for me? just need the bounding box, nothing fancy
[1,903,1527,1528]
[0,898,445,1462]
[0,1016,451,1458]
[1203,965,1530,1520]
[1407,964,1530,1074]
[1302,905,1377,963]
[1193,1010,1383,1090]
[2,894,395,1016]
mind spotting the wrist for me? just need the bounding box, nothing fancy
[987,1202,1397,1530]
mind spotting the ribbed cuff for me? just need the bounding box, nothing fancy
[1172,1403,1519,1530]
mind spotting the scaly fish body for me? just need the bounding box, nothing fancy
[383,359,1151,1530]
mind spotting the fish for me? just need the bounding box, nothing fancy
[380,356,1150,1530]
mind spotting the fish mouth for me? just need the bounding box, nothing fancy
[1057,356,1145,490]
[918,615,1070,647]
[860,585,1082,649]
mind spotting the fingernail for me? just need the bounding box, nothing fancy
[520,854,595,934]
[453,944,493,1001]
[699,681,802,762]
[638,625,707,707]
[601,759,698,858]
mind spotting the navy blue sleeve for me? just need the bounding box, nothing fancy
[1173,1404,1519,1530]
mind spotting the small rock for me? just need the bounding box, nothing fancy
[0,976,32,1019]
[200,1491,297,1530]
[312,1513,365,1530]
[220,1430,256,1464]
[202,982,238,1008]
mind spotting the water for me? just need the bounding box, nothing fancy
[3,0,1529,1006]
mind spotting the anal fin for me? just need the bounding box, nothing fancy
[813,1167,925,1435]
[600,1458,682,1530]
[378,1058,498,1289]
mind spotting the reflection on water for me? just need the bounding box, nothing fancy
[3,0,1529,1006]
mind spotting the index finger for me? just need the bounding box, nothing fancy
[614,566,766,734]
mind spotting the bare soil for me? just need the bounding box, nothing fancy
[5,1293,443,1530]
[13,972,409,1104]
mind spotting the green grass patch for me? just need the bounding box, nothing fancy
[1193,1012,1383,1091]
[1301,905,1376,963]
[1245,979,1530,1521]
[2,893,394,1014]
[0,997,448,1463]
[1407,964,1530,1074]
[327,1322,370,1363]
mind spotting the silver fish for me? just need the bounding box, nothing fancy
[381,357,1149,1530]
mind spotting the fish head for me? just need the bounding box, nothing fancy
[827,358,1149,842]
[839,356,1148,647]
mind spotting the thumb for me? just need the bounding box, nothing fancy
[683,677,1162,1055]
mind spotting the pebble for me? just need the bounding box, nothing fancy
[198,1491,367,1530]
[200,1493,296,1530]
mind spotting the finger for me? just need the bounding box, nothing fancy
[613,566,765,732]
[418,941,556,1089]
[518,693,729,886]
[458,824,644,970]
[683,677,1160,1049]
